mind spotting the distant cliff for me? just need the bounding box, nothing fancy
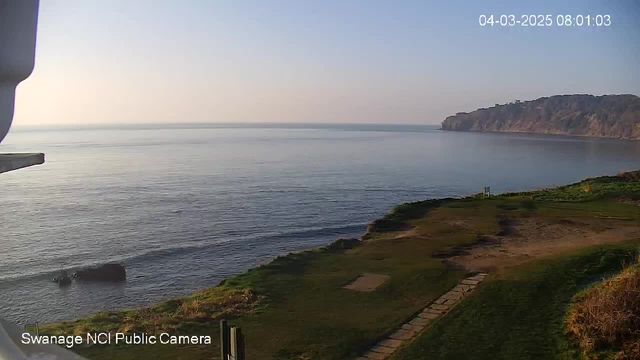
[440,94,640,140]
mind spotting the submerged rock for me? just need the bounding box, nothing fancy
[53,270,72,286]
[73,263,126,282]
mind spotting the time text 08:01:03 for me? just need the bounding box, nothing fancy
[479,15,611,27]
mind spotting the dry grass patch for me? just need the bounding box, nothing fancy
[42,287,262,337]
[566,263,640,359]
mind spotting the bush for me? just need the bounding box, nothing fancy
[565,264,640,359]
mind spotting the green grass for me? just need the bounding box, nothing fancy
[365,198,450,233]
[44,224,472,359]
[390,243,640,360]
[507,171,640,202]
[41,172,640,359]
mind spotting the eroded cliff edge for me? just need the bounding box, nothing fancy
[441,94,640,140]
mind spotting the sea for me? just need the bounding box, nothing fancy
[1,124,639,325]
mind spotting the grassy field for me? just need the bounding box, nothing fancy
[41,171,640,359]
[390,243,639,360]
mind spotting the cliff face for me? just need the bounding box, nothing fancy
[441,94,640,140]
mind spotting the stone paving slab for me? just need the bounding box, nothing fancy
[371,345,395,354]
[423,308,443,314]
[402,323,425,332]
[442,291,462,298]
[430,304,449,311]
[410,317,430,326]
[355,273,487,359]
[418,312,439,320]
[418,311,440,320]
[378,339,403,348]
[461,279,480,285]
[362,350,387,359]
[388,329,415,340]
[441,292,463,300]
[433,297,447,304]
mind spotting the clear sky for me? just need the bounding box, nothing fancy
[13,0,640,126]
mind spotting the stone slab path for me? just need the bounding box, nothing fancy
[355,273,488,360]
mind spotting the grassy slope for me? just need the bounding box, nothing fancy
[390,244,639,360]
[43,172,640,359]
[566,264,640,359]
[45,203,476,360]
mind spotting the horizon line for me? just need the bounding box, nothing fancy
[10,122,443,130]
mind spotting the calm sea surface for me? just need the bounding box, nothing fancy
[1,124,639,324]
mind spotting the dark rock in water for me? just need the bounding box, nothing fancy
[53,270,72,286]
[73,263,126,282]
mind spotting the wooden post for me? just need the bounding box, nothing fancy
[221,322,245,360]
[236,328,245,360]
[230,327,237,360]
[220,320,229,360]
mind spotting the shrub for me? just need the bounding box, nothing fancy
[566,264,640,359]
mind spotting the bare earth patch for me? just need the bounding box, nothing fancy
[447,219,640,273]
[619,199,640,206]
[344,273,391,292]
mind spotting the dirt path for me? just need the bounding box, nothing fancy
[448,219,640,273]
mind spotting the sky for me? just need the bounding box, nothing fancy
[12,0,640,127]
